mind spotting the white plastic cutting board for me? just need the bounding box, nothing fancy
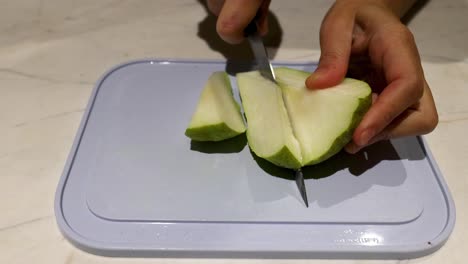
[55,60,455,259]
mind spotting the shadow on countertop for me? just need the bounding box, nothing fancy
[406,0,468,63]
[195,0,468,64]
[196,0,283,75]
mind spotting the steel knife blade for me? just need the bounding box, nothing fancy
[244,21,309,207]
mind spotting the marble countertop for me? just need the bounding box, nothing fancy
[1,1,467,263]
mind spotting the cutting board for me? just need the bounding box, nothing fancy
[54,59,455,259]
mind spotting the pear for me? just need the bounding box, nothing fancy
[237,67,371,168]
[237,71,302,169]
[275,67,372,165]
[185,72,246,141]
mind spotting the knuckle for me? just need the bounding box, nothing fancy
[375,130,391,143]
[318,50,349,76]
[319,50,348,71]
[407,77,425,101]
[377,108,395,131]
[391,24,415,43]
[376,23,415,44]
[382,111,394,127]
[401,26,415,43]
[320,50,346,63]
[421,112,439,134]
[397,24,414,40]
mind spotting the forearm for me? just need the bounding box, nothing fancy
[382,0,418,17]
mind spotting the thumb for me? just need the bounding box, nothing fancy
[216,0,264,44]
[306,3,355,89]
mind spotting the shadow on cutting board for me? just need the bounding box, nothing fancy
[253,139,425,181]
[251,138,427,207]
[190,133,247,153]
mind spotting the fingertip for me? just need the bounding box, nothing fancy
[351,127,375,147]
[349,122,367,147]
[344,141,361,154]
[305,67,345,90]
[216,19,244,44]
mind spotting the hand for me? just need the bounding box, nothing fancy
[306,0,438,153]
[206,0,271,44]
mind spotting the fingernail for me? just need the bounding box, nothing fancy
[358,129,374,146]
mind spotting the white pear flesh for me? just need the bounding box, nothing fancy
[237,71,302,169]
[275,67,372,165]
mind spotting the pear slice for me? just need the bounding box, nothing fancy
[275,67,372,165]
[236,71,302,169]
[185,71,246,141]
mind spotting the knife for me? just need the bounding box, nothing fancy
[244,20,309,208]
